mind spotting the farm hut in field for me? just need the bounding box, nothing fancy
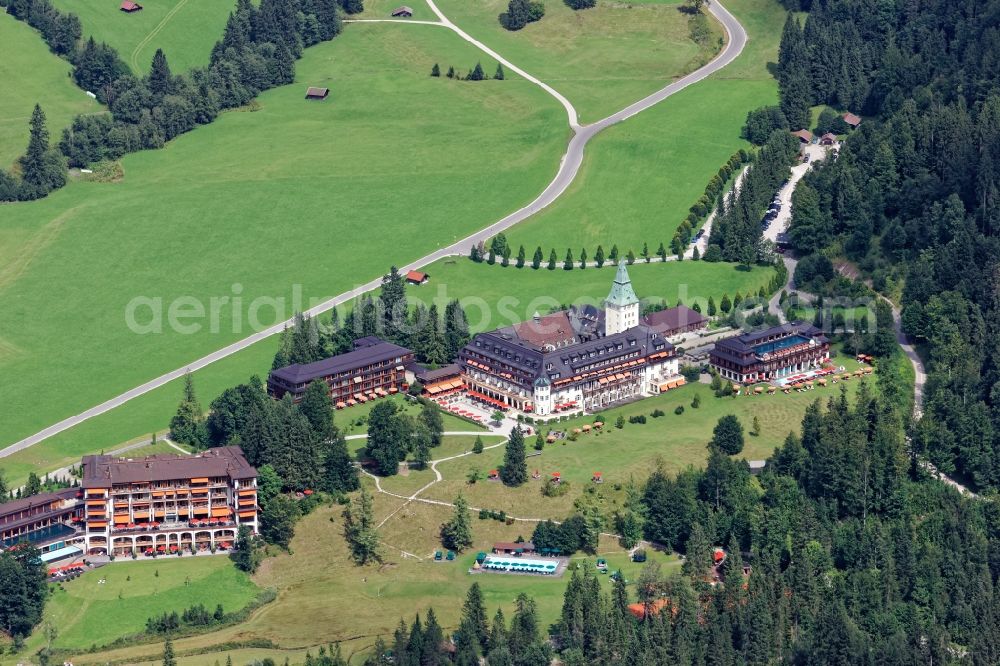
[406,270,429,285]
[305,86,330,100]
[120,1,143,11]
[391,5,414,17]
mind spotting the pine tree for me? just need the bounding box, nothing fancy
[148,48,172,98]
[441,495,474,551]
[500,426,528,486]
[379,266,407,342]
[494,63,505,80]
[467,62,486,81]
[564,248,574,270]
[462,583,490,650]
[626,249,636,264]
[162,637,177,666]
[708,296,716,316]
[516,245,526,268]
[232,524,260,573]
[422,608,445,665]
[170,374,205,447]
[595,245,605,267]
[547,249,557,270]
[447,66,455,79]
[444,299,470,359]
[720,293,732,313]
[532,246,543,269]
[431,63,440,77]
[609,244,619,264]
[299,380,334,442]
[322,432,359,493]
[343,485,382,564]
[472,436,484,454]
[18,104,65,196]
[24,473,42,498]
[579,248,587,269]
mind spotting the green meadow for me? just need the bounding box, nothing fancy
[64,499,679,666]
[22,556,259,655]
[0,13,101,169]
[503,0,786,255]
[0,259,772,488]
[433,0,723,122]
[0,23,565,458]
[49,0,234,73]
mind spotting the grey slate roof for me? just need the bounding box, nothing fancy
[81,446,256,488]
[270,340,412,385]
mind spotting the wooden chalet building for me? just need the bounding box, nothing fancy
[406,270,429,285]
[80,446,258,556]
[459,264,682,416]
[391,5,414,16]
[305,86,330,100]
[842,112,862,129]
[268,337,414,406]
[791,129,813,144]
[709,322,829,385]
[120,0,143,11]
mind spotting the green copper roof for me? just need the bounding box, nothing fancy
[606,263,639,307]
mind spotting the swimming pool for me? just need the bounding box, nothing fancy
[481,556,558,574]
[754,335,809,356]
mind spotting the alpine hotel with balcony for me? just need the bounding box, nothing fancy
[267,337,414,408]
[459,264,684,416]
[81,446,258,556]
[709,322,830,385]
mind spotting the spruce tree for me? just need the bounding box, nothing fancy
[595,245,605,267]
[516,245,526,268]
[463,583,490,650]
[579,248,587,269]
[532,246,543,269]
[169,374,205,447]
[18,104,65,196]
[547,249,557,270]
[431,63,440,77]
[500,426,528,486]
[708,296,717,316]
[343,484,382,564]
[609,244,619,263]
[322,432,359,492]
[494,63,505,80]
[299,380,334,442]
[422,609,445,665]
[447,66,455,78]
[162,637,177,666]
[563,248,574,270]
[148,48,172,98]
[441,495,474,551]
[467,62,486,81]
[472,436,484,454]
[378,266,407,342]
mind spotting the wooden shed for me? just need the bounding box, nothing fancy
[305,86,330,100]
[391,5,414,17]
[120,0,143,11]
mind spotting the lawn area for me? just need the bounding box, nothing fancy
[122,439,194,457]
[433,0,723,122]
[414,257,778,327]
[23,557,259,655]
[0,13,102,169]
[338,396,486,439]
[423,350,869,521]
[49,0,234,73]
[68,496,678,666]
[0,258,772,488]
[359,0,437,20]
[0,22,565,463]
[377,435,507,498]
[502,0,786,257]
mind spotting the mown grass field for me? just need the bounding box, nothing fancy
[0,23,565,462]
[22,557,258,656]
[66,496,679,666]
[423,354,868,520]
[433,0,723,122]
[0,13,101,169]
[0,258,772,488]
[503,0,786,256]
[359,0,437,20]
[49,0,234,73]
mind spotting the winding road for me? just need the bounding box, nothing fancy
[0,1,748,462]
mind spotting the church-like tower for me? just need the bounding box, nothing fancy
[604,262,639,335]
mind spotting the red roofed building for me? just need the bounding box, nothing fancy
[842,112,861,128]
[628,598,671,620]
[406,270,429,285]
[120,1,143,11]
[791,129,813,144]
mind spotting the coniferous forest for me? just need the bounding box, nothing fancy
[777,0,1000,491]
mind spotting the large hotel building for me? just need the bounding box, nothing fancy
[709,322,830,384]
[80,446,258,556]
[458,264,684,416]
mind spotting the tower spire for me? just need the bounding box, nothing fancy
[604,263,640,334]
[606,262,638,307]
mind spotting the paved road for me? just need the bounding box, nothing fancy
[0,1,748,460]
